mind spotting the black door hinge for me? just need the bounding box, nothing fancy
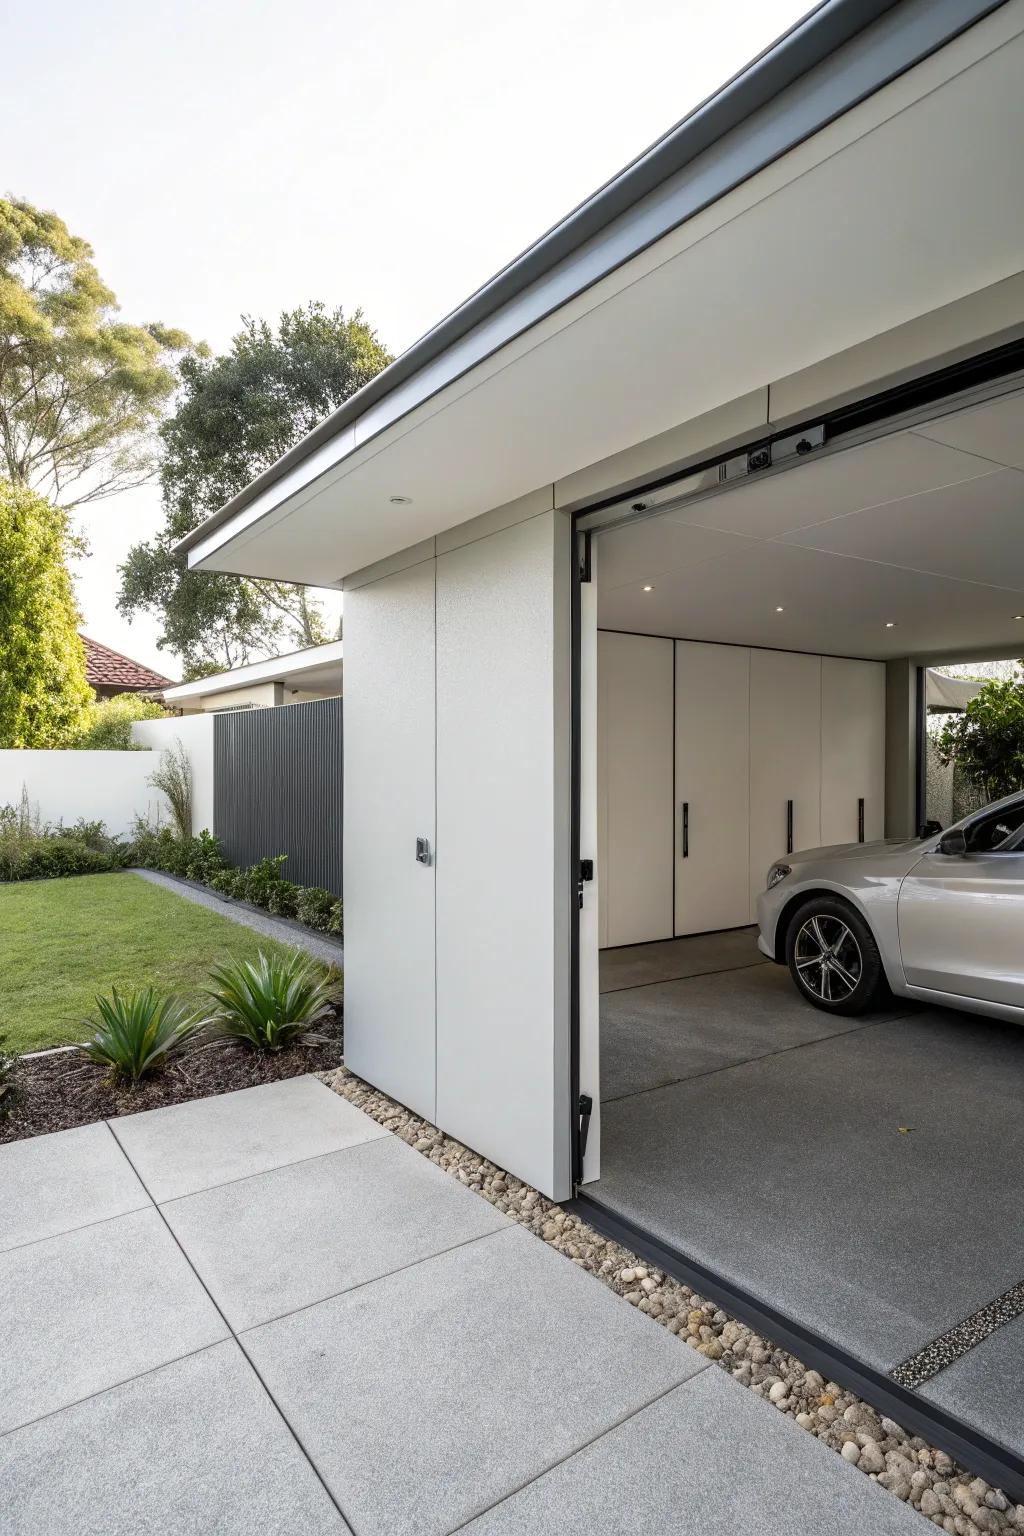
[578,1093,593,1162]
[577,858,594,908]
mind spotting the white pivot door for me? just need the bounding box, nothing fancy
[675,641,750,935]
[749,648,822,902]
[342,558,437,1122]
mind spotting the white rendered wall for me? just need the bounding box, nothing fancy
[130,714,216,835]
[0,751,166,839]
[435,509,573,1199]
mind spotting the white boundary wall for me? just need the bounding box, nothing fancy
[0,751,167,839]
[131,715,215,834]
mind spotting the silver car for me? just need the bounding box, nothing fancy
[757,790,1024,1020]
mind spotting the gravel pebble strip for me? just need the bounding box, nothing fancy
[892,1283,1024,1390]
[320,1064,1023,1535]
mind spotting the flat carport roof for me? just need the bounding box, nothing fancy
[179,0,1024,588]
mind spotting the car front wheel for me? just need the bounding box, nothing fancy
[785,897,886,1016]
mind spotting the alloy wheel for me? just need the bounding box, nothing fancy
[793,913,863,1003]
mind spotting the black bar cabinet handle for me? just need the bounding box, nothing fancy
[786,799,794,855]
[682,801,689,858]
[858,797,865,843]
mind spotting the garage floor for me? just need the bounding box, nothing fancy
[591,931,1024,1459]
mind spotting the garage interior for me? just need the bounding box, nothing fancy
[579,371,1024,1469]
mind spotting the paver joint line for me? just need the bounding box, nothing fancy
[442,1373,711,1536]
[233,1225,512,1337]
[98,1086,358,1533]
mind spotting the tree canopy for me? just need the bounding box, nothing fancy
[936,668,1024,803]
[119,303,392,675]
[0,479,92,746]
[0,199,196,507]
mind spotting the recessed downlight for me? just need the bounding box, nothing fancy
[1015,614,1024,621]
[775,606,784,613]
[642,584,653,593]
[885,621,897,629]
[389,495,412,505]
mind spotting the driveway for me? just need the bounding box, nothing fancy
[594,932,1024,1461]
[0,1075,922,1534]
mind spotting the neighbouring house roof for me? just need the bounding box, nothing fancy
[80,634,176,694]
[161,639,344,703]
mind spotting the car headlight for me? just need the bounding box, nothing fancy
[766,863,791,891]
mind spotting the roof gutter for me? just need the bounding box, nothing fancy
[177,0,1000,558]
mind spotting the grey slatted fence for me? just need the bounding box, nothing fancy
[213,697,343,895]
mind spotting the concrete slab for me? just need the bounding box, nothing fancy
[600,927,765,994]
[600,963,885,1101]
[1,1340,349,1536]
[921,1311,1024,1458]
[462,1368,923,1534]
[0,1121,148,1253]
[110,1074,387,1202]
[0,1207,227,1432]
[595,1009,1024,1374]
[242,1224,704,1536]
[163,1135,510,1331]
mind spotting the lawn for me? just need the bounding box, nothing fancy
[1,872,317,1053]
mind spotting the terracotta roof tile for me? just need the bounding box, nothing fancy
[80,634,176,692]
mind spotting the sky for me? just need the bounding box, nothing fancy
[5,0,811,677]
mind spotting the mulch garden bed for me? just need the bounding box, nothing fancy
[0,1008,344,1144]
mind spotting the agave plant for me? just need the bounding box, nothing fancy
[205,950,337,1051]
[77,988,205,1083]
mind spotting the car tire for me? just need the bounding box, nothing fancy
[784,896,888,1016]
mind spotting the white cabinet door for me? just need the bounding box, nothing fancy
[342,559,437,1122]
[821,657,886,846]
[675,641,750,935]
[749,649,822,902]
[597,631,674,946]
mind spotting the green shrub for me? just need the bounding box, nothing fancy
[328,899,343,937]
[76,987,206,1083]
[267,879,300,918]
[0,1033,20,1122]
[130,823,224,882]
[239,854,288,908]
[74,693,168,751]
[208,867,244,898]
[183,829,225,883]
[206,950,336,1051]
[295,885,335,931]
[0,795,129,881]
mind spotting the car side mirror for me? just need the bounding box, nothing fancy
[938,828,967,857]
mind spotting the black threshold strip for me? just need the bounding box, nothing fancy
[891,1280,1024,1390]
[569,1192,1024,1505]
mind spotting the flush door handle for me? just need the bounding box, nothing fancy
[415,837,431,866]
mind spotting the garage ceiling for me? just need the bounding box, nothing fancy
[597,389,1024,661]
